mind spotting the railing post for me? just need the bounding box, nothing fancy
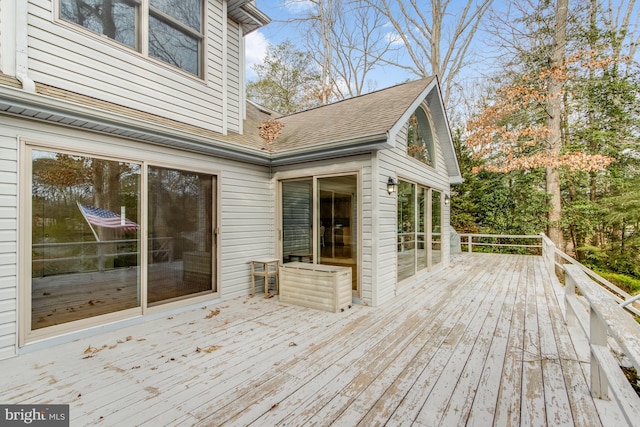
[97,241,105,272]
[468,235,472,253]
[541,235,555,278]
[565,272,577,327]
[590,308,609,400]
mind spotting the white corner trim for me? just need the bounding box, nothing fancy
[221,1,229,135]
[15,0,35,92]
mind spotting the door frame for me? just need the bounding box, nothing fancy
[276,168,362,298]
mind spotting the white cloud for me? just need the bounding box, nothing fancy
[385,31,404,46]
[283,0,314,14]
[245,30,269,81]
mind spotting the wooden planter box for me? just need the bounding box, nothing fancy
[279,262,352,313]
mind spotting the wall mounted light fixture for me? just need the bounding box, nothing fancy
[445,194,451,205]
[387,177,398,195]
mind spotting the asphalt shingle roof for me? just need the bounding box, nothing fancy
[271,78,435,152]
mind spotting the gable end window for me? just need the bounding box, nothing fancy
[406,107,435,167]
[60,0,203,77]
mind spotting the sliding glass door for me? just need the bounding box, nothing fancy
[281,175,358,292]
[397,181,416,282]
[31,150,141,330]
[147,167,217,305]
[432,190,442,266]
[29,146,218,338]
[281,179,313,263]
[319,176,358,291]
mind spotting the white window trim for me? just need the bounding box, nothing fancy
[54,0,206,78]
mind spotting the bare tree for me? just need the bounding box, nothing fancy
[286,0,399,101]
[364,0,493,104]
[309,0,337,104]
[330,2,401,98]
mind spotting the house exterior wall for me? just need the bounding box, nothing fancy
[0,116,273,359]
[0,126,18,361]
[273,154,374,304]
[225,18,242,134]
[375,104,452,306]
[17,0,243,135]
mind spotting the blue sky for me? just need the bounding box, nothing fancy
[245,1,640,93]
[246,1,416,86]
[245,1,504,90]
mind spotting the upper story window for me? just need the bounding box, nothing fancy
[60,0,203,77]
[406,107,435,167]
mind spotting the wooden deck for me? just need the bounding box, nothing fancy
[0,254,617,426]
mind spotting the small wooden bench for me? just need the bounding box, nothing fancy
[250,258,279,298]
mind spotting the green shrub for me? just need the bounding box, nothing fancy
[595,270,640,295]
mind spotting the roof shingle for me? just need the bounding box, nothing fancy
[271,78,435,152]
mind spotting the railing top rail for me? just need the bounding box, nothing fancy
[458,233,542,239]
[541,234,633,304]
[33,236,173,248]
[540,233,554,244]
[565,264,640,370]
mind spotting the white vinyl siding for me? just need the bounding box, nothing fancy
[27,0,241,134]
[226,18,242,133]
[0,116,272,358]
[219,166,273,298]
[359,162,374,303]
[0,132,18,360]
[375,103,451,306]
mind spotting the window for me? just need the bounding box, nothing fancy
[29,147,216,338]
[59,0,203,76]
[407,108,435,167]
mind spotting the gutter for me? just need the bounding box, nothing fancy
[241,2,271,33]
[270,135,390,166]
[0,85,272,166]
[0,83,465,185]
[0,85,392,167]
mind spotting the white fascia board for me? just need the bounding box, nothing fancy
[386,78,438,146]
[425,81,463,184]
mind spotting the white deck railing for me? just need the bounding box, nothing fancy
[540,234,640,317]
[32,237,174,273]
[541,234,640,424]
[458,233,542,253]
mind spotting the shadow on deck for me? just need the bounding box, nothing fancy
[0,254,619,426]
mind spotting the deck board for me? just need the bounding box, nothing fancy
[465,255,523,427]
[438,254,523,426]
[0,254,611,426]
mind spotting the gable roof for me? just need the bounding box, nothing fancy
[267,77,462,184]
[272,78,435,153]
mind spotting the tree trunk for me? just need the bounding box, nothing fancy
[545,0,568,249]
